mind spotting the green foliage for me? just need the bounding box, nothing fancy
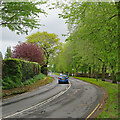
[2,58,41,89]
[1,1,47,34]
[0,52,2,87]
[2,58,22,82]
[26,31,62,64]
[20,60,41,82]
[23,73,46,85]
[0,52,3,60]
[54,2,119,82]
[5,46,12,59]
[2,77,20,89]
[75,77,119,118]
[53,42,73,73]
[26,31,62,74]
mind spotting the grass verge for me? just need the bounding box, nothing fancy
[74,77,119,118]
[52,73,60,75]
[2,76,53,99]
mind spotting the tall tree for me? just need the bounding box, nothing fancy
[0,51,2,82]
[12,42,44,65]
[1,1,47,34]
[26,31,62,75]
[5,46,12,59]
[55,2,119,82]
[0,52,3,60]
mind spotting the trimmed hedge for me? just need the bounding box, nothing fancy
[2,58,41,89]
[20,60,40,82]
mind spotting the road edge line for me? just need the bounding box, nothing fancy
[85,103,100,120]
[73,77,108,119]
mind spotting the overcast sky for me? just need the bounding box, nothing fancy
[0,5,68,58]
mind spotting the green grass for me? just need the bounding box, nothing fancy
[74,77,119,118]
[2,75,53,98]
[52,73,60,75]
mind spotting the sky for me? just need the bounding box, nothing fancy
[0,4,68,58]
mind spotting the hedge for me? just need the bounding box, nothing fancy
[2,58,41,89]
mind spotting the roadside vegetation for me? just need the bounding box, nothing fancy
[53,2,119,84]
[1,1,119,118]
[51,2,119,118]
[74,77,119,118]
[2,58,54,98]
[2,75,53,99]
[2,58,42,90]
[2,31,61,98]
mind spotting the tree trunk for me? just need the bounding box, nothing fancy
[93,65,95,74]
[102,63,105,81]
[105,65,107,73]
[95,71,98,81]
[111,66,117,83]
[98,65,100,74]
[92,65,95,78]
[41,64,48,75]
[89,67,91,78]
[105,65,107,79]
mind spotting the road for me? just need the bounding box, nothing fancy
[2,75,105,119]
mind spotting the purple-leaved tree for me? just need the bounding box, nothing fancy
[12,42,44,65]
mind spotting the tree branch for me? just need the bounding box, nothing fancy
[109,14,117,20]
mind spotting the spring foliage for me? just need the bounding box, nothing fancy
[5,46,12,59]
[12,42,44,65]
[53,2,119,82]
[2,58,41,89]
[1,1,47,34]
[26,31,62,67]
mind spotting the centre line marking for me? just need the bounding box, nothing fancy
[3,82,71,119]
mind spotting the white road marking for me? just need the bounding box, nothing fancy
[3,82,71,118]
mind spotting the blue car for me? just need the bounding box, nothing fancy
[58,75,69,84]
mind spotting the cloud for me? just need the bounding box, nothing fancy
[1,7,68,57]
[0,40,18,58]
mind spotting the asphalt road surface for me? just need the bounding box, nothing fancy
[2,75,104,119]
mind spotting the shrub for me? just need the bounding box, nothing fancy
[2,58,41,89]
[23,73,46,85]
[2,77,16,89]
[2,59,22,89]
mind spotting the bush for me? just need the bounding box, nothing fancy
[2,58,41,89]
[20,60,41,82]
[116,72,120,82]
[2,59,22,81]
[23,73,46,85]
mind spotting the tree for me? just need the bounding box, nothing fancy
[5,46,12,59]
[0,52,3,60]
[0,51,2,81]
[12,42,44,65]
[55,2,119,83]
[26,31,62,75]
[1,1,47,34]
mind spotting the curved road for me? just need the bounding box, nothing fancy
[2,75,105,119]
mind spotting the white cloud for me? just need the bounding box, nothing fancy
[0,40,18,58]
[1,7,68,57]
